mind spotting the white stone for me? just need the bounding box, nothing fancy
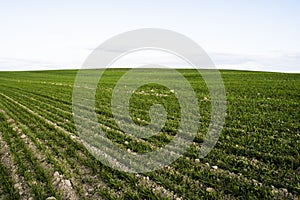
[46,197,57,200]
[64,180,72,187]
[206,187,215,193]
[212,165,218,170]
[53,171,59,177]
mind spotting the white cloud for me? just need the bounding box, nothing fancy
[211,52,300,73]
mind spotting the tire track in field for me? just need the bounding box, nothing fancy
[0,108,79,200]
[0,92,184,200]
[0,115,32,199]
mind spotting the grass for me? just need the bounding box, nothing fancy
[0,69,299,199]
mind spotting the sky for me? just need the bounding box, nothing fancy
[0,0,300,72]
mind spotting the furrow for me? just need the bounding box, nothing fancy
[0,92,179,199]
[0,129,30,199]
[0,95,120,199]
[0,108,80,200]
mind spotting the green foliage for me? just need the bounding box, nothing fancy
[0,69,299,199]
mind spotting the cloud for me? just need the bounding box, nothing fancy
[0,57,78,71]
[210,52,300,73]
[0,50,299,73]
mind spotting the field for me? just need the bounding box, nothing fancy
[0,69,299,200]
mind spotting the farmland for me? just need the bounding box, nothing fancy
[0,69,299,199]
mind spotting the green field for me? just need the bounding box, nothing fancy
[0,69,299,200]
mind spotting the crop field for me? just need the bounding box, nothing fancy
[0,69,299,200]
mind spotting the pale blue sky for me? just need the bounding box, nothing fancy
[0,0,299,72]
